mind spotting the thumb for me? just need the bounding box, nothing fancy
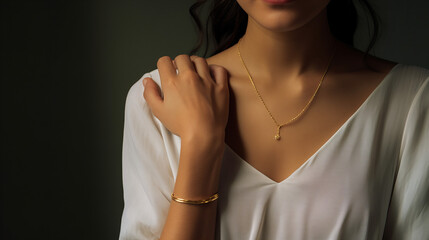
[142,77,163,117]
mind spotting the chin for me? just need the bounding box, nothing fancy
[238,0,330,33]
[254,10,307,32]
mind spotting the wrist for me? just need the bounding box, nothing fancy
[175,132,225,199]
[181,129,225,152]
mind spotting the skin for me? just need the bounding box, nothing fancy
[143,0,397,239]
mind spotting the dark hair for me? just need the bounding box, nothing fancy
[189,0,379,57]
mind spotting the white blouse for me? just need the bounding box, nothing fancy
[119,64,429,240]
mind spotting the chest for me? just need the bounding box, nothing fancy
[218,111,400,239]
[225,73,384,183]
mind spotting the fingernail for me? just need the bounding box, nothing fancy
[143,78,148,86]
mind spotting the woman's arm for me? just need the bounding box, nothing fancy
[160,136,224,240]
[383,76,429,239]
[143,54,229,240]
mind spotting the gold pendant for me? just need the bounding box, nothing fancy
[274,126,281,141]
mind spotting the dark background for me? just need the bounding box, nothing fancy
[2,0,428,239]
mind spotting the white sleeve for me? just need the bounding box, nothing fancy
[384,77,429,239]
[119,72,174,240]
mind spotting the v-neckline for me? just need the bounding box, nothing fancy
[224,63,401,185]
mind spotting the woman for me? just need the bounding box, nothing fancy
[120,0,429,239]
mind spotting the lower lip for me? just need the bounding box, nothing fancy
[263,0,296,5]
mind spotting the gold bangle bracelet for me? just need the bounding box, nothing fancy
[171,192,219,205]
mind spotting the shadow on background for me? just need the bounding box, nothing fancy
[1,0,428,239]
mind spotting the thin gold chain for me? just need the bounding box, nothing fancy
[237,39,336,140]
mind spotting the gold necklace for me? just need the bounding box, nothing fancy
[237,39,335,141]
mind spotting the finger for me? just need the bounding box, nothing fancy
[142,77,164,118]
[209,65,229,111]
[157,56,177,88]
[174,54,196,74]
[190,55,212,84]
[209,65,228,88]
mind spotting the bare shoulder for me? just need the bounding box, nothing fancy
[206,44,242,77]
[206,44,236,64]
[334,42,397,74]
[361,53,398,75]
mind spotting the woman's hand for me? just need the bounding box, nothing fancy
[143,55,229,142]
[143,55,228,240]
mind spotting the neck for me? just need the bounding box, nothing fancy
[238,9,337,81]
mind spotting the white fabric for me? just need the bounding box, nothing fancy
[119,64,429,240]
